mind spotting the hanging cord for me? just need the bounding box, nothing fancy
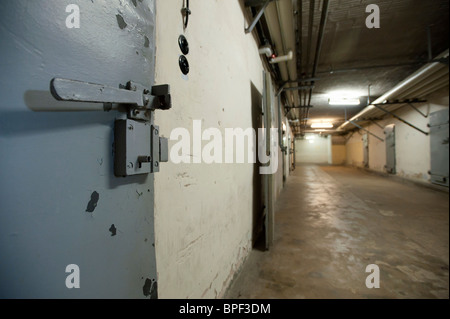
[182,0,191,29]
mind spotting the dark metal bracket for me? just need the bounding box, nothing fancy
[369,119,384,130]
[245,0,272,34]
[349,120,384,142]
[372,103,429,136]
[407,103,430,118]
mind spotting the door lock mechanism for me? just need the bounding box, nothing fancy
[51,78,171,118]
[50,77,171,176]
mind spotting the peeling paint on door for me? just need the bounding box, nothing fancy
[0,0,158,298]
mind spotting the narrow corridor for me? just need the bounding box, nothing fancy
[226,165,449,299]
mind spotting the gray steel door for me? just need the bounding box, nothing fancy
[0,0,158,298]
[384,124,396,174]
[261,71,274,250]
[363,133,369,168]
[429,109,449,187]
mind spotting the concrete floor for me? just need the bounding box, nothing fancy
[226,165,449,299]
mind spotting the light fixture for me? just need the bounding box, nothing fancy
[328,97,360,105]
[328,91,361,106]
[311,122,333,129]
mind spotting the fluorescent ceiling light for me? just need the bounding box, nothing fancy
[328,91,362,106]
[311,122,333,129]
[329,97,360,105]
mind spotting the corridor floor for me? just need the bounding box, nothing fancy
[225,165,449,299]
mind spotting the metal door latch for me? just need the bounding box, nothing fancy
[114,121,168,177]
[51,78,171,118]
[50,78,171,177]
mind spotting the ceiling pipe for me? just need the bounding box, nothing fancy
[397,68,448,97]
[305,0,315,78]
[316,58,448,75]
[338,49,449,131]
[303,0,329,134]
[259,45,273,57]
[270,50,293,64]
[273,0,298,122]
[302,0,315,112]
[295,0,303,126]
[250,3,283,84]
[311,0,330,80]
[296,0,303,77]
[362,71,448,118]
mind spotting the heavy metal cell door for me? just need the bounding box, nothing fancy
[0,0,165,298]
[384,124,396,174]
[429,109,449,187]
[363,133,369,168]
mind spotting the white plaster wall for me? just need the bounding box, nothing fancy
[345,86,449,182]
[153,0,278,298]
[295,134,330,164]
[345,133,364,167]
[327,135,333,164]
[332,145,346,165]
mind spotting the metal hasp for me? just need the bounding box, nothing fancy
[245,0,273,34]
[51,78,172,113]
[50,77,171,177]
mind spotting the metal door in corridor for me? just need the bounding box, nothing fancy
[0,0,159,298]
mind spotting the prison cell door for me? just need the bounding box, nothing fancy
[0,0,161,298]
[429,109,449,187]
[363,133,369,168]
[384,124,396,174]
